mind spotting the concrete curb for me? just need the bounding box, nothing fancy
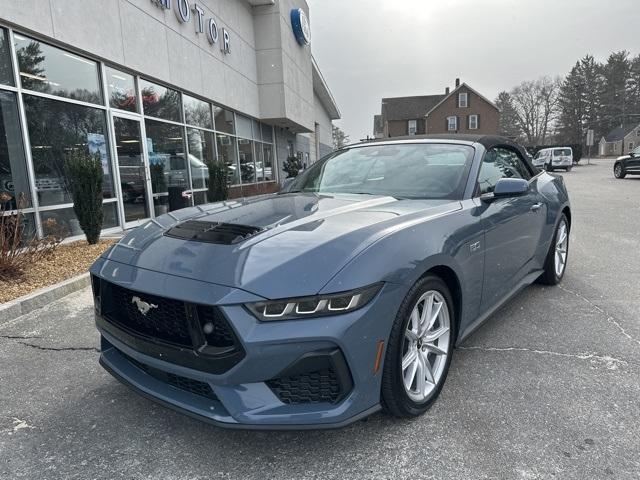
[0,273,91,325]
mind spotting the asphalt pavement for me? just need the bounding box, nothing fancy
[1,159,639,479]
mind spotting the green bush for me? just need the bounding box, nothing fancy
[65,150,104,244]
[283,156,302,178]
[208,160,229,202]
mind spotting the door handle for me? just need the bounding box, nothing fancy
[530,203,543,212]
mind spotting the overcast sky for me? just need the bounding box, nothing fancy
[307,0,640,142]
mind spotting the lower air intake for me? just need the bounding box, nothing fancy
[267,368,342,405]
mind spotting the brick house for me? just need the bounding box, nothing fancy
[374,79,500,138]
[598,123,640,156]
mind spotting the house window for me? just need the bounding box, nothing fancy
[408,120,417,135]
[630,142,635,152]
[469,115,478,130]
[458,92,468,108]
[447,116,457,131]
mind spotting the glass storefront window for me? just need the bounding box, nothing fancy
[261,123,274,143]
[235,114,252,139]
[0,92,31,209]
[145,119,189,215]
[140,79,181,122]
[183,94,212,129]
[237,138,255,184]
[105,67,137,112]
[23,94,115,207]
[213,106,235,134]
[14,34,102,104]
[186,128,215,190]
[41,203,118,237]
[261,143,275,182]
[193,191,208,206]
[216,134,239,186]
[0,28,14,86]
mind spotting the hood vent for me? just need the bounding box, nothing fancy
[164,220,265,245]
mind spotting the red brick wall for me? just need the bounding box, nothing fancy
[426,87,499,135]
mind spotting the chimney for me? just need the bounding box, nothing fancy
[455,78,460,88]
[445,87,450,95]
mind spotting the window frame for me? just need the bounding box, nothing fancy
[458,92,468,108]
[474,145,536,197]
[468,114,478,130]
[407,119,417,136]
[447,116,457,131]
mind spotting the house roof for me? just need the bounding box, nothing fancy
[602,123,640,142]
[425,82,500,116]
[381,94,445,121]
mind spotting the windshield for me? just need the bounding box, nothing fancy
[553,148,572,156]
[632,146,640,155]
[288,143,474,200]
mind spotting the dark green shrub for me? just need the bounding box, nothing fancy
[208,160,229,202]
[65,150,103,244]
[283,156,302,178]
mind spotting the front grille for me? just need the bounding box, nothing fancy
[267,369,342,405]
[164,220,264,245]
[123,352,218,401]
[108,284,192,347]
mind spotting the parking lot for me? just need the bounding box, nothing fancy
[1,159,639,480]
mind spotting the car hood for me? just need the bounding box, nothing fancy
[616,154,631,161]
[101,193,460,299]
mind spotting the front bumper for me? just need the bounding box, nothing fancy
[91,258,404,429]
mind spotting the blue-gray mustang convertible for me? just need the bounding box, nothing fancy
[90,134,571,429]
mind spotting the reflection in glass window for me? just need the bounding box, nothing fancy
[213,106,235,134]
[186,128,215,190]
[14,34,102,104]
[262,143,275,182]
[238,138,255,184]
[105,66,137,112]
[0,92,31,209]
[23,95,115,207]
[235,114,252,139]
[183,95,212,129]
[140,79,181,122]
[145,119,189,214]
[0,28,14,86]
[41,203,118,237]
[216,134,239,186]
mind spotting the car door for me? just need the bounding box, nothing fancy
[477,147,547,311]
[625,146,640,173]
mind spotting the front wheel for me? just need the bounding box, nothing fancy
[381,275,455,418]
[537,214,569,285]
[614,163,626,179]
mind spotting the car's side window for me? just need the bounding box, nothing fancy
[477,147,532,195]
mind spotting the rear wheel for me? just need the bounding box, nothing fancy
[614,163,626,179]
[381,275,455,418]
[546,163,554,172]
[538,214,569,285]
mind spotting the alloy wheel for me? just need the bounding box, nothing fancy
[615,164,622,178]
[401,290,450,402]
[554,220,568,277]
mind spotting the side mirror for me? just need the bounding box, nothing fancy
[481,178,529,202]
[280,177,295,193]
[630,152,637,158]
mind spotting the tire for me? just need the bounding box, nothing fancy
[566,166,572,172]
[546,164,554,172]
[537,214,569,285]
[381,275,456,418]
[614,163,626,179]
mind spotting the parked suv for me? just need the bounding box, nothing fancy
[533,147,573,172]
[613,146,640,179]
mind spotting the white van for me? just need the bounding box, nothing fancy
[532,147,573,171]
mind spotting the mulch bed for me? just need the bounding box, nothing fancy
[0,238,116,304]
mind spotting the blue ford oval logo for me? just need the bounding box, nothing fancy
[291,8,310,46]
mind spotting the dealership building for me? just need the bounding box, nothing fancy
[0,0,339,238]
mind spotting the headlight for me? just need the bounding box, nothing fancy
[245,283,382,321]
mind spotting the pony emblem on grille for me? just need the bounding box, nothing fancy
[131,296,158,316]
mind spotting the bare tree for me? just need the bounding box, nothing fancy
[332,125,350,149]
[510,76,561,146]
